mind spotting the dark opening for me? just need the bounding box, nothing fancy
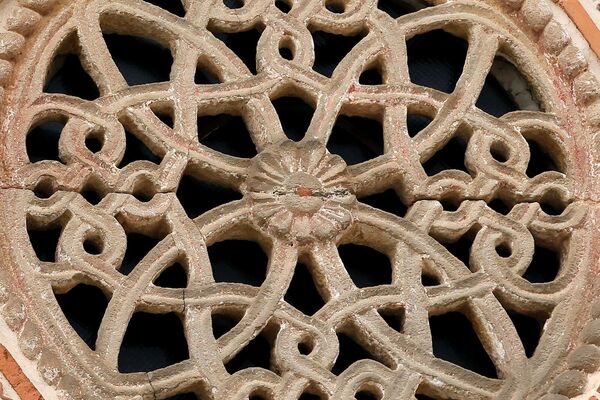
[284,262,326,316]
[197,114,257,158]
[225,331,272,374]
[275,0,292,13]
[45,53,100,100]
[154,262,188,288]
[272,96,315,142]
[438,234,473,271]
[332,331,390,375]
[505,307,545,358]
[118,129,162,168]
[338,244,391,287]
[104,34,173,86]
[28,225,62,262]
[422,136,469,176]
[359,64,384,85]
[355,390,381,400]
[522,242,561,284]
[85,136,103,153]
[407,114,432,137]
[377,0,429,18]
[81,186,104,205]
[325,1,345,14]
[210,27,262,75]
[83,236,103,255]
[525,137,562,177]
[195,60,222,84]
[476,62,519,118]
[327,114,384,165]
[207,240,268,286]
[55,284,109,350]
[176,174,242,219]
[407,30,468,93]
[143,0,186,16]
[429,312,498,378]
[421,272,441,287]
[211,311,242,339]
[120,232,167,275]
[118,312,189,373]
[359,189,407,218]
[279,46,294,60]
[27,121,65,163]
[487,198,512,215]
[224,0,244,8]
[378,306,404,333]
[311,30,367,77]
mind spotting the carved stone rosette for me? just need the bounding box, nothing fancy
[0,0,598,399]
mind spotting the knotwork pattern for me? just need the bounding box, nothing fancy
[0,0,596,399]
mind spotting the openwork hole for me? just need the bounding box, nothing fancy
[476,56,541,116]
[299,393,324,400]
[311,29,367,77]
[164,393,200,400]
[197,113,257,158]
[176,174,242,219]
[355,388,382,400]
[143,0,186,17]
[298,336,315,355]
[359,60,384,85]
[421,272,441,287]
[495,242,512,258]
[325,0,345,14]
[407,29,468,94]
[487,198,512,215]
[210,27,263,75]
[120,231,168,275]
[27,119,66,163]
[224,0,245,9]
[45,34,99,100]
[272,94,315,141]
[118,312,189,373]
[332,331,392,375]
[490,141,509,163]
[275,0,292,13]
[437,229,476,271]
[378,305,405,333]
[285,262,326,316]
[225,329,274,374]
[407,113,433,137]
[359,189,408,218]
[525,137,563,177]
[495,295,547,358]
[338,244,392,287]
[522,240,561,284]
[83,234,103,255]
[429,311,498,378]
[103,33,173,86]
[85,132,104,153]
[27,221,62,262]
[154,261,188,288]
[539,189,567,216]
[327,111,384,165]
[207,240,269,286]
[211,310,242,339]
[33,177,58,199]
[196,58,223,84]
[422,135,469,176]
[54,284,109,350]
[119,127,162,168]
[377,0,430,18]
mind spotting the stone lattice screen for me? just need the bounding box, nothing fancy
[0,0,598,399]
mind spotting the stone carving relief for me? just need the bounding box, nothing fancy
[0,0,598,399]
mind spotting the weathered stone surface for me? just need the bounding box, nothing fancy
[0,0,597,399]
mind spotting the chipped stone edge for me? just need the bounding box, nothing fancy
[0,0,597,398]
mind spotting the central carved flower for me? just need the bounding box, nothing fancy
[246,140,356,242]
